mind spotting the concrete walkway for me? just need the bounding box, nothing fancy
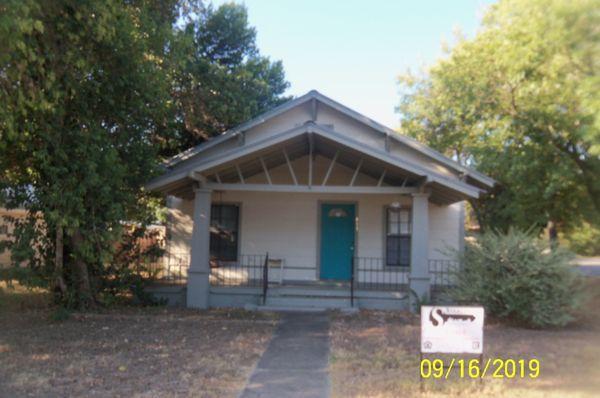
[239,312,330,398]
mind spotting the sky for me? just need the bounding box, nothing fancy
[212,0,496,128]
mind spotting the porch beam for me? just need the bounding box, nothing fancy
[282,148,298,185]
[377,169,387,187]
[205,182,418,194]
[259,156,272,185]
[322,150,339,186]
[349,158,363,186]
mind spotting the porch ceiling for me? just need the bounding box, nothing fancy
[208,134,420,188]
[162,127,480,205]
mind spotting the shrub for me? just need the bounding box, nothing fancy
[562,222,600,256]
[449,228,584,328]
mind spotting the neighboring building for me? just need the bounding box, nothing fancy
[0,207,28,267]
[147,90,494,310]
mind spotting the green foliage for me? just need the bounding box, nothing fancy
[0,0,175,308]
[101,225,165,306]
[449,229,584,328]
[0,0,289,309]
[397,0,600,235]
[562,222,600,256]
[165,2,290,155]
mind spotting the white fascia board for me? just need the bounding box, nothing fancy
[145,169,190,191]
[164,92,316,167]
[147,124,310,191]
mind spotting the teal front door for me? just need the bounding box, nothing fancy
[320,203,355,280]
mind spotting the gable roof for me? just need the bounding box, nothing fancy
[164,90,495,188]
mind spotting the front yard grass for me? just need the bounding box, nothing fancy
[0,282,277,397]
[330,277,600,397]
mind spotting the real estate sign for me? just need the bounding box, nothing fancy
[421,306,484,354]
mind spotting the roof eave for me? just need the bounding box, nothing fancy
[161,90,495,189]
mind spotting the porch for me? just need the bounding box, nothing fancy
[149,253,457,310]
[149,125,473,310]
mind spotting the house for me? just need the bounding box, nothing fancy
[147,90,494,310]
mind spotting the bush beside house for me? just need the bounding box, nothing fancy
[449,229,585,328]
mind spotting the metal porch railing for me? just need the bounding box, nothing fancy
[352,256,410,291]
[209,254,268,288]
[428,259,459,287]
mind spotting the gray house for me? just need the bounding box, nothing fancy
[147,91,493,310]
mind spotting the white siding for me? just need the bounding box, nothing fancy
[429,202,462,260]
[167,192,463,281]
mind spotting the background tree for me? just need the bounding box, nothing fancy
[0,0,177,307]
[397,0,600,244]
[164,3,290,156]
[0,0,290,308]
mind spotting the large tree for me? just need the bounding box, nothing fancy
[0,0,177,307]
[0,0,290,308]
[164,3,290,156]
[397,0,600,239]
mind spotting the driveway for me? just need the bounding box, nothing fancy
[574,257,600,276]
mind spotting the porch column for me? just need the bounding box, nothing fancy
[187,186,212,309]
[409,192,430,302]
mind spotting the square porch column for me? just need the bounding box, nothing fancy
[187,186,212,309]
[409,192,431,302]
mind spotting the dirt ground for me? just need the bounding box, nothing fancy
[0,283,277,397]
[3,279,600,397]
[330,278,600,398]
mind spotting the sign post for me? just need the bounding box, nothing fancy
[420,306,485,389]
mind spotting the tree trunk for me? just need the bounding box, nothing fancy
[548,220,559,248]
[469,199,486,234]
[71,229,94,309]
[54,225,67,299]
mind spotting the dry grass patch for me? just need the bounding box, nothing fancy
[0,282,278,397]
[330,278,600,397]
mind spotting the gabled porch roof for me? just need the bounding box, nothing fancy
[148,121,483,205]
[160,90,495,189]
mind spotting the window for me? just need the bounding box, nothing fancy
[210,204,239,262]
[328,208,348,218]
[386,206,411,267]
[0,225,7,235]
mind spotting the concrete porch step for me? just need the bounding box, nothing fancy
[265,295,352,309]
[255,305,360,314]
[256,305,327,313]
[268,285,352,298]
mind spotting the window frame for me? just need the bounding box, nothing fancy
[209,203,241,263]
[384,205,412,268]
